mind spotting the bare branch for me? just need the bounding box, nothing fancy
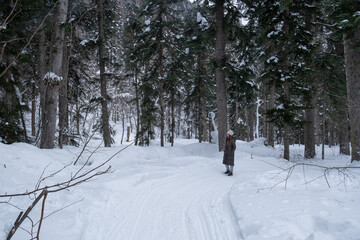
[6,189,47,240]
[73,126,100,165]
[0,1,59,78]
[0,0,20,31]
[36,190,48,240]
[258,161,360,192]
[41,198,84,221]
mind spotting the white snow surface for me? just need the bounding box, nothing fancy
[1,135,360,240]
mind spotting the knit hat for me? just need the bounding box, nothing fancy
[227,130,234,136]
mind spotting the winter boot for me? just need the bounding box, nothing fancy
[228,172,233,176]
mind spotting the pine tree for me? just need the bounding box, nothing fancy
[326,0,360,161]
[248,0,317,160]
[126,0,185,146]
[183,3,215,143]
[0,0,47,144]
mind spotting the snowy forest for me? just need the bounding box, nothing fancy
[1,0,360,161]
[1,1,360,239]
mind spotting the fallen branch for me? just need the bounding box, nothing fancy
[258,160,360,191]
[36,190,48,240]
[6,189,47,240]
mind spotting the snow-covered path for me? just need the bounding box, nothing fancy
[78,141,244,240]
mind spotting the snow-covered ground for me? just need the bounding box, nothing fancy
[1,135,360,240]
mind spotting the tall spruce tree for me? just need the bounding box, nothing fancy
[325,0,360,161]
[127,0,185,146]
[214,0,228,151]
[248,0,316,160]
[183,4,214,143]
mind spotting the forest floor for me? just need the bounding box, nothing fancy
[1,134,360,240]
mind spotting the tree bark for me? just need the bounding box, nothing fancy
[283,9,290,161]
[322,93,326,160]
[40,0,68,149]
[171,92,175,146]
[343,24,360,162]
[267,85,275,147]
[196,51,204,143]
[215,0,228,151]
[59,36,69,149]
[304,2,316,159]
[134,70,140,146]
[246,107,254,142]
[97,0,111,147]
[158,5,165,147]
[31,83,36,137]
[37,0,47,141]
[304,109,316,158]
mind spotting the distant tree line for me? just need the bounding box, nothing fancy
[0,0,359,161]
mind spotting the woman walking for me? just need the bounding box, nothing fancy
[223,130,236,176]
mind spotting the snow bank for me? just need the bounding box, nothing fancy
[1,136,359,240]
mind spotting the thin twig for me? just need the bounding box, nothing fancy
[41,198,84,221]
[73,127,100,165]
[36,189,47,240]
[0,1,59,78]
[0,0,20,31]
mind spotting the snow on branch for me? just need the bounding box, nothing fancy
[43,72,63,82]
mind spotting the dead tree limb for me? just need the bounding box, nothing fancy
[36,189,48,240]
[258,161,360,191]
[6,189,47,240]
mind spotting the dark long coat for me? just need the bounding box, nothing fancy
[223,136,236,166]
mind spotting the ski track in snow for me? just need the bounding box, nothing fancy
[3,139,358,240]
[79,155,244,240]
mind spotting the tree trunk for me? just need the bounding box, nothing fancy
[58,37,69,149]
[343,24,360,162]
[31,83,36,137]
[40,0,68,149]
[121,112,125,144]
[97,0,111,147]
[134,70,140,146]
[283,9,290,161]
[255,97,261,139]
[304,94,316,159]
[171,92,175,147]
[197,52,204,143]
[247,107,254,142]
[158,6,165,147]
[215,0,228,151]
[267,85,275,147]
[333,40,350,155]
[322,93,326,160]
[159,81,165,147]
[304,2,316,159]
[304,109,316,158]
[37,0,47,142]
[339,117,350,155]
[314,95,321,146]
